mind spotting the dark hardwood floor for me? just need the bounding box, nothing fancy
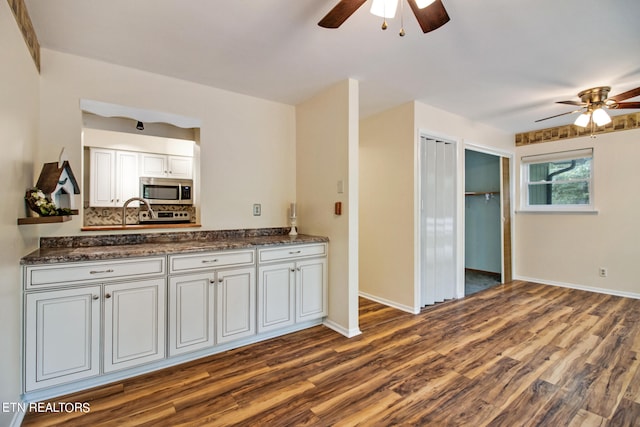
[23,280,640,426]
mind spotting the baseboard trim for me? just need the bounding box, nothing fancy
[514,275,640,300]
[323,319,361,338]
[358,291,420,314]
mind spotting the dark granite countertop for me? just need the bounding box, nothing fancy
[21,229,329,265]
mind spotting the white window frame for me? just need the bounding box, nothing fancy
[520,148,595,213]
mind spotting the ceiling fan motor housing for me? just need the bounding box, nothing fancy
[578,86,611,105]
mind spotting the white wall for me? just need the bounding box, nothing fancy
[360,103,415,310]
[360,101,513,312]
[514,128,640,297]
[0,3,41,425]
[37,48,297,235]
[296,79,360,337]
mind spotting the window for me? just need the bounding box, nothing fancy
[521,148,594,211]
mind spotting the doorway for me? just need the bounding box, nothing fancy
[464,149,511,295]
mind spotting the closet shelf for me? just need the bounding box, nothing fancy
[465,191,500,196]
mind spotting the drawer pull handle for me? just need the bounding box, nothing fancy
[90,269,114,275]
[289,250,302,254]
[92,295,99,300]
[105,293,112,299]
[201,259,219,264]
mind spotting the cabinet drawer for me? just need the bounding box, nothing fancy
[259,244,327,263]
[25,257,166,289]
[169,250,255,273]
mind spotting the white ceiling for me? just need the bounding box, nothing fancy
[24,0,640,133]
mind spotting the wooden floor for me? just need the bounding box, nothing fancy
[23,281,640,426]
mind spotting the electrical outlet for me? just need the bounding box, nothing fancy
[102,209,109,217]
[253,204,261,216]
[599,267,608,277]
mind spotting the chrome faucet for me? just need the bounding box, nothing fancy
[122,197,155,226]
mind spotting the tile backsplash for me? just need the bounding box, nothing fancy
[84,205,196,226]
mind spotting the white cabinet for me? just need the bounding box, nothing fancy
[296,258,328,322]
[23,257,166,391]
[89,148,139,207]
[140,153,192,179]
[24,286,101,392]
[257,262,295,333]
[168,273,215,356]
[257,244,328,332]
[216,267,256,344]
[103,279,166,373]
[168,249,255,352]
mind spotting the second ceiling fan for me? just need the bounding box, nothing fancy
[318,0,450,35]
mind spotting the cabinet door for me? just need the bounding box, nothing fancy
[25,286,101,391]
[116,151,140,206]
[89,148,116,207]
[168,156,193,179]
[257,262,295,333]
[103,278,166,373]
[140,153,167,177]
[168,273,215,356]
[296,258,328,322]
[216,267,256,344]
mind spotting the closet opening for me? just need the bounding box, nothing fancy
[464,149,511,295]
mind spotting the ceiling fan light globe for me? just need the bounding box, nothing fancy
[574,112,591,128]
[592,108,611,126]
[370,0,398,18]
[415,0,436,8]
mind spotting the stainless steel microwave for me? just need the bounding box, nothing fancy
[140,177,193,205]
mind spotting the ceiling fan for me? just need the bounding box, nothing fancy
[535,85,640,128]
[318,0,450,35]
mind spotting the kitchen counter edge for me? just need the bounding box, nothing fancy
[21,234,329,265]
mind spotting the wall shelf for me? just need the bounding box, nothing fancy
[18,210,78,225]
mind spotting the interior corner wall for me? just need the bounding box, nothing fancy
[360,102,416,311]
[296,79,359,336]
[0,2,41,425]
[37,48,296,236]
[514,128,640,297]
[360,101,513,311]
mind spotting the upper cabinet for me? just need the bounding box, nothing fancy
[89,148,140,207]
[140,153,192,179]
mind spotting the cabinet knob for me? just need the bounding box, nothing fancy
[297,267,301,271]
[209,278,216,284]
[290,268,295,272]
[105,293,112,299]
[92,295,99,300]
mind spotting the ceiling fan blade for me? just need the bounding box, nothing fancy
[407,0,450,34]
[556,100,586,107]
[318,0,367,28]
[610,101,640,109]
[535,109,584,123]
[608,86,640,102]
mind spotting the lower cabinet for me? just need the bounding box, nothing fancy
[24,278,166,391]
[168,273,215,356]
[169,267,259,354]
[25,286,101,392]
[216,267,256,344]
[103,279,166,373]
[23,243,327,395]
[257,263,296,333]
[296,258,328,323]
[257,244,328,332]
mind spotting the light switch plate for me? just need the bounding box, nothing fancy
[253,204,261,216]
